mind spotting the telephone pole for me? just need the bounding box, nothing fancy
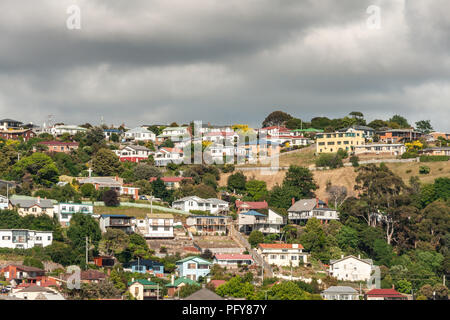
[85,236,89,268]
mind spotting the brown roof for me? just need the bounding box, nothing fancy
[2,264,45,273]
[80,269,107,280]
[184,288,224,300]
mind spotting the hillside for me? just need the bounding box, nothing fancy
[220,160,450,202]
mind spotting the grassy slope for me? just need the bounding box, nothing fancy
[220,150,450,201]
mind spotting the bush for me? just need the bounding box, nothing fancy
[350,155,359,167]
[401,151,418,159]
[420,155,450,162]
[315,153,343,169]
[103,189,120,206]
[419,166,430,175]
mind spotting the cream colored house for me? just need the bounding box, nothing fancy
[354,143,406,156]
[316,130,365,154]
[8,197,54,217]
[257,243,309,267]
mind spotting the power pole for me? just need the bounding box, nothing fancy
[85,236,89,268]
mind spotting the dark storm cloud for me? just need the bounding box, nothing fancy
[0,0,448,131]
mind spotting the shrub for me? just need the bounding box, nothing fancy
[420,155,450,162]
[401,151,418,159]
[315,153,343,169]
[350,155,359,167]
[419,166,430,175]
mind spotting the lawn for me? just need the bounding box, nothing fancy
[94,206,185,219]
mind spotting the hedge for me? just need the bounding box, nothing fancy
[419,155,450,162]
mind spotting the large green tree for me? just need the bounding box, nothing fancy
[92,148,122,176]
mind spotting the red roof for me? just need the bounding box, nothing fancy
[214,254,253,261]
[258,243,304,249]
[39,141,79,146]
[260,126,289,131]
[235,200,268,210]
[366,289,406,297]
[159,147,183,153]
[183,246,201,253]
[209,280,226,288]
[205,131,236,137]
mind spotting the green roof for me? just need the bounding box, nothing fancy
[128,279,157,286]
[292,128,324,132]
[176,256,212,265]
[166,277,200,288]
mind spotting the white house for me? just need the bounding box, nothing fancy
[288,198,339,224]
[329,255,374,282]
[154,147,184,166]
[0,195,9,210]
[238,209,285,235]
[115,145,153,162]
[202,131,239,144]
[125,127,156,142]
[257,243,309,267]
[135,213,174,238]
[0,229,53,249]
[53,203,94,227]
[157,127,190,143]
[172,196,229,214]
[213,254,254,266]
[354,143,406,156]
[10,285,65,300]
[50,125,87,136]
[204,143,246,163]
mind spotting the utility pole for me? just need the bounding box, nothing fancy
[85,236,89,268]
[157,284,159,301]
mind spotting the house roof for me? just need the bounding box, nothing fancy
[128,279,158,286]
[329,255,373,266]
[322,286,358,294]
[9,198,54,209]
[100,214,132,218]
[2,264,45,273]
[16,285,54,293]
[149,177,192,183]
[214,254,253,261]
[208,280,226,288]
[38,141,79,146]
[235,200,268,210]
[240,210,267,217]
[146,213,174,219]
[80,270,106,281]
[366,289,406,297]
[123,259,164,269]
[166,277,199,287]
[126,127,154,134]
[176,256,212,265]
[79,177,122,187]
[288,198,327,212]
[258,243,304,249]
[183,288,224,300]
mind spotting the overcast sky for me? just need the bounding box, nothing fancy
[0,0,449,131]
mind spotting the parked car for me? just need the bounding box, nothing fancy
[139,195,148,200]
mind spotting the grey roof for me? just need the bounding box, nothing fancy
[173,196,228,205]
[10,198,54,209]
[17,286,54,293]
[322,286,358,294]
[126,127,154,134]
[329,255,373,266]
[288,199,317,212]
[126,144,151,151]
[183,288,224,300]
[79,177,122,187]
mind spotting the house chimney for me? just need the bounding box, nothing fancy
[131,277,134,282]
[292,198,295,205]
[316,197,319,207]
[341,254,344,259]
[358,254,361,259]
[115,175,119,181]
[171,274,175,285]
[37,196,40,204]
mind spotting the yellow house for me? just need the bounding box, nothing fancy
[316,130,365,154]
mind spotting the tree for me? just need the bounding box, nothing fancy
[282,166,317,199]
[262,111,292,127]
[67,213,102,260]
[336,226,358,250]
[227,171,247,194]
[326,185,347,209]
[133,164,161,180]
[151,177,172,202]
[248,230,264,248]
[415,120,433,134]
[22,256,44,269]
[103,189,120,207]
[193,184,217,199]
[315,153,344,169]
[349,111,364,119]
[299,218,328,261]
[395,279,412,294]
[263,281,313,300]
[216,276,254,299]
[389,115,410,128]
[92,148,122,176]
[179,284,202,298]
[245,180,268,201]
[10,152,59,187]
[80,183,96,198]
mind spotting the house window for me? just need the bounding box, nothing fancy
[152,227,158,231]
[291,256,297,260]
[164,227,170,231]
[280,255,286,260]
[2,236,10,240]
[187,263,197,269]
[270,255,277,260]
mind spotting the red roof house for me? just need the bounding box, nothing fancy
[366,288,407,300]
[235,200,268,213]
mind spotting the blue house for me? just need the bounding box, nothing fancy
[123,259,164,275]
[176,256,212,281]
